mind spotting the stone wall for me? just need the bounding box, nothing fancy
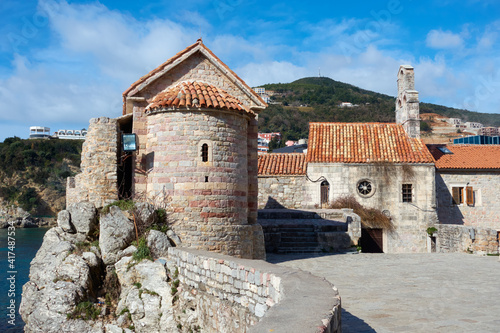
[435,171,500,229]
[168,247,341,333]
[436,224,499,255]
[137,110,263,259]
[258,175,309,209]
[306,163,438,253]
[66,117,119,208]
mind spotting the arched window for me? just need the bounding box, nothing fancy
[321,180,330,206]
[201,143,209,162]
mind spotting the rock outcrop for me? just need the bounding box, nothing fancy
[0,205,54,228]
[99,206,135,266]
[20,201,182,333]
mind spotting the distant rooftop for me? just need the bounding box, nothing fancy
[427,144,500,170]
[453,135,499,145]
[272,144,308,154]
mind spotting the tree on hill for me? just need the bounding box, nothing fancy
[257,77,500,138]
[0,137,83,215]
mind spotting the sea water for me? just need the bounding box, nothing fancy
[0,228,47,332]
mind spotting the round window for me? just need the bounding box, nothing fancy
[357,179,375,198]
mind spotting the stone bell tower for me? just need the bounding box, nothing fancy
[396,65,420,138]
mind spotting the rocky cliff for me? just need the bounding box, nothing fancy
[20,201,186,333]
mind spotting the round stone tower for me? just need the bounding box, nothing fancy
[122,40,267,259]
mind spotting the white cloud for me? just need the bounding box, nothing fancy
[3,0,500,142]
[426,29,464,49]
[0,54,119,126]
[39,0,199,83]
[237,61,309,87]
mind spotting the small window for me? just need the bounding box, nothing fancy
[402,184,412,203]
[357,179,374,197]
[201,143,208,162]
[437,147,453,154]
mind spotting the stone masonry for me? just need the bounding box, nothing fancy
[396,65,420,139]
[66,117,119,208]
[436,171,500,229]
[168,247,341,333]
[436,224,499,255]
[123,40,266,259]
[305,163,438,253]
[258,175,310,209]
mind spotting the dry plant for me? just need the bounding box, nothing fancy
[329,195,394,231]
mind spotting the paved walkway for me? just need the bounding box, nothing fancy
[267,253,500,333]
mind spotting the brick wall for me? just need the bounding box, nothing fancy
[66,117,119,208]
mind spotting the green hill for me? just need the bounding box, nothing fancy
[258,77,500,143]
[0,137,83,216]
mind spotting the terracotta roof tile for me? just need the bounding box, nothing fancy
[258,153,307,175]
[306,122,434,164]
[427,144,500,169]
[145,81,253,115]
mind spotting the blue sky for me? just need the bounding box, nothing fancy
[1,0,500,141]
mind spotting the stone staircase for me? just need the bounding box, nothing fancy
[258,209,355,254]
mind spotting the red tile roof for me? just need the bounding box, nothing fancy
[427,144,500,169]
[145,81,252,114]
[258,153,307,175]
[306,122,434,163]
[123,39,266,114]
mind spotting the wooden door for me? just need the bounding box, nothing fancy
[360,228,384,253]
[321,180,329,207]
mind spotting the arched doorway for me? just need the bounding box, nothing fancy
[320,180,329,208]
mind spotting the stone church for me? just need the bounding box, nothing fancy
[259,66,439,253]
[68,39,267,259]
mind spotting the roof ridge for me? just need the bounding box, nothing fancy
[122,40,267,114]
[307,122,434,164]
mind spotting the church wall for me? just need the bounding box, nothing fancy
[258,175,309,209]
[136,109,265,259]
[305,163,438,253]
[435,170,500,229]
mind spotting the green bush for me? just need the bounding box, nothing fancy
[17,187,40,213]
[132,237,152,263]
[102,200,135,214]
[67,301,100,320]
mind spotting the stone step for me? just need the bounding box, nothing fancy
[258,210,344,220]
[259,219,347,229]
[279,241,320,248]
[275,228,316,233]
[263,226,347,233]
[276,247,321,254]
[280,232,317,238]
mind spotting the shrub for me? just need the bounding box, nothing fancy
[67,301,100,320]
[132,237,152,263]
[17,187,40,213]
[102,200,135,214]
[329,195,394,230]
